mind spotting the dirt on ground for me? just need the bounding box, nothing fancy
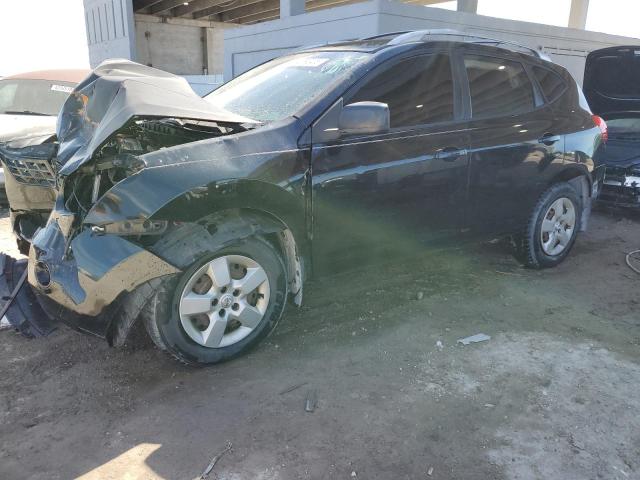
[1,207,639,480]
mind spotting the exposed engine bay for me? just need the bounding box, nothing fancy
[63,117,243,225]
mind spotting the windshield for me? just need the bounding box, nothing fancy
[0,79,76,116]
[205,51,371,123]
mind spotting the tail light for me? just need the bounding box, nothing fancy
[592,115,608,143]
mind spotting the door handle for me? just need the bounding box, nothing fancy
[436,147,468,161]
[539,133,561,145]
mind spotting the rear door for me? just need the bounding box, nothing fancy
[462,52,564,236]
[310,51,470,272]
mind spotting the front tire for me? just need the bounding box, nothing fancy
[143,236,287,365]
[514,182,582,269]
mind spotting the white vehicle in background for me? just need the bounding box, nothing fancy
[0,69,88,205]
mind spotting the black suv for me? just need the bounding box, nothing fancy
[0,31,604,364]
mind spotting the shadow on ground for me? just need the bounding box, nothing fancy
[1,209,639,480]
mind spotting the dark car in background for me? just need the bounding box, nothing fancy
[0,31,604,365]
[0,69,88,239]
[584,46,640,207]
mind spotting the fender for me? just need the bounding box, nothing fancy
[83,119,310,228]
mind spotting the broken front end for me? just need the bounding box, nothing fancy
[0,60,256,342]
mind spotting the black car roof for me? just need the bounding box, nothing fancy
[302,29,551,61]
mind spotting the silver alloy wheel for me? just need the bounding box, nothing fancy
[540,197,576,256]
[178,254,270,348]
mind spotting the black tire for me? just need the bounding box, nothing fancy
[143,234,287,365]
[514,182,582,269]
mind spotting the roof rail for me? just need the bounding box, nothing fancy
[380,29,550,61]
[360,31,411,40]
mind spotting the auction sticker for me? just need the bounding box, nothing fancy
[51,84,74,93]
[287,57,330,68]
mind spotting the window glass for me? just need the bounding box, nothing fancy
[532,66,566,102]
[349,54,454,128]
[0,79,75,116]
[603,116,640,140]
[206,51,371,123]
[464,56,534,118]
[590,53,640,97]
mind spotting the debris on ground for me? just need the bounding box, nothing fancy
[625,249,640,274]
[0,253,56,337]
[457,333,491,345]
[351,471,357,477]
[279,382,308,395]
[427,466,434,476]
[436,340,443,350]
[0,316,10,330]
[417,291,424,300]
[197,442,232,480]
[305,389,317,413]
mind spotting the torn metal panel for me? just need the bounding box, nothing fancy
[0,253,56,337]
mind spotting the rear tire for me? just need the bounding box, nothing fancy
[514,182,582,269]
[143,234,287,365]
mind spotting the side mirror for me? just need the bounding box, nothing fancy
[338,101,390,136]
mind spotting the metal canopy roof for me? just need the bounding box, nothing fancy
[133,0,355,24]
[133,0,444,25]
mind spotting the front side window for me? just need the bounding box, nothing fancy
[205,51,371,123]
[0,79,76,116]
[464,56,534,118]
[349,54,455,128]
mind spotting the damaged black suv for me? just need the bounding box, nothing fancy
[0,31,604,364]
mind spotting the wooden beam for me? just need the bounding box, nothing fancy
[239,0,356,24]
[171,0,229,17]
[223,4,278,22]
[220,0,355,23]
[212,0,265,16]
[133,0,165,11]
[150,0,189,14]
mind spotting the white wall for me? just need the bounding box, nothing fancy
[84,0,136,67]
[134,14,236,75]
[83,3,234,75]
[223,0,640,84]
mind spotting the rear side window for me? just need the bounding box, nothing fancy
[532,66,566,103]
[464,56,534,118]
[349,54,454,128]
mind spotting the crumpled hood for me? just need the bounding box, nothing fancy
[55,59,256,176]
[0,114,57,146]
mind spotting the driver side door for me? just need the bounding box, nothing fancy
[310,52,471,273]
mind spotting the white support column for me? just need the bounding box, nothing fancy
[568,0,589,29]
[280,0,305,18]
[457,0,478,13]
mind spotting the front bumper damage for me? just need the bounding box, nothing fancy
[25,208,179,339]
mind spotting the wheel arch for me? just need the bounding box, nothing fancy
[548,166,592,232]
[152,204,307,305]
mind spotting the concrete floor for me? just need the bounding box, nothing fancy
[1,207,639,480]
